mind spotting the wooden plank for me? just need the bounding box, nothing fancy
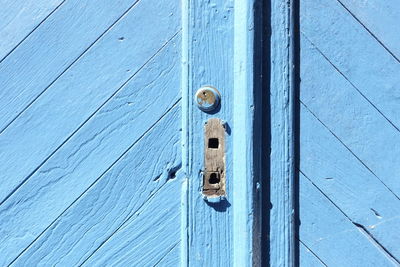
[300,35,400,202]
[82,179,182,266]
[0,38,181,265]
[299,242,326,267]
[11,108,182,265]
[184,1,234,266]
[268,0,296,265]
[233,0,264,265]
[300,0,400,130]
[0,0,180,203]
[0,0,146,132]
[338,0,400,60]
[300,102,400,261]
[300,173,397,266]
[0,0,64,61]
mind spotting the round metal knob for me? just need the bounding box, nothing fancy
[195,86,221,112]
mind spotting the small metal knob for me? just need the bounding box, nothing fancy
[195,86,221,112]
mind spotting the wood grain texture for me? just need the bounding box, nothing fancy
[12,107,182,266]
[184,0,265,265]
[338,0,400,61]
[300,35,400,203]
[0,0,64,61]
[185,0,234,266]
[299,173,397,266]
[14,107,182,266]
[300,0,400,263]
[233,0,261,265]
[0,35,181,265]
[301,0,400,130]
[299,242,326,267]
[0,0,180,204]
[300,103,400,262]
[268,0,296,265]
[0,0,141,133]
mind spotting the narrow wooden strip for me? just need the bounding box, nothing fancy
[268,0,296,265]
[0,37,181,265]
[300,103,400,260]
[0,0,64,61]
[300,0,400,129]
[12,108,182,266]
[0,0,180,203]
[186,1,234,266]
[300,173,396,266]
[233,0,260,265]
[0,0,139,132]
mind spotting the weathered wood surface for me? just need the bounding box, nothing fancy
[0,0,183,264]
[268,0,296,265]
[0,0,64,61]
[0,0,180,203]
[185,1,234,266]
[300,0,400,264]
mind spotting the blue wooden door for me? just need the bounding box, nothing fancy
[0,0,261,266]
[299,0,400,266]
[0,0,185,265]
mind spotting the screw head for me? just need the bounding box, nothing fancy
[195,86,221,112]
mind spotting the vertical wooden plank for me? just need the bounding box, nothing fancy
[269,0,296,266]
[185,1,234,265]
[183,0,261,265]
[233,0,260,266]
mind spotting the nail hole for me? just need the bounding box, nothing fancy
[208,138,219,149]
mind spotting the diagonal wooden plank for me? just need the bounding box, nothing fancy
[11,107,182,266]
[300,173,397,266]
[337,0,400,62]
[299,241,327,267]
[82,179,182,266]
[154,243,180,267]
[0,0,140,133]
[300,103,400,261]
[0,37,181,265]
[301,0,400,130]
[0,0,65,61]
[0,0,180,204]
[300,36,400,199]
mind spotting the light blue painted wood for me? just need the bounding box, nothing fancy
[338,0,400,60]
[233,0,260,265]
[11,107,182,266]
[185,1,234,266]
[300,101,400,261]
[300,0,400,264]
[301,0,400,130]
[0,0,64,61]
[184,0,266,265]
[0,35,181,265]
[300,33,400,203]
[300,173,396,266]
[268,0,296,265]
[0,0,180,204]
[0,0,140,132]
[299,242,326,267]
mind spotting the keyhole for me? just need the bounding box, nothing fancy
[209,172,220,184]
[208,138,219,149]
